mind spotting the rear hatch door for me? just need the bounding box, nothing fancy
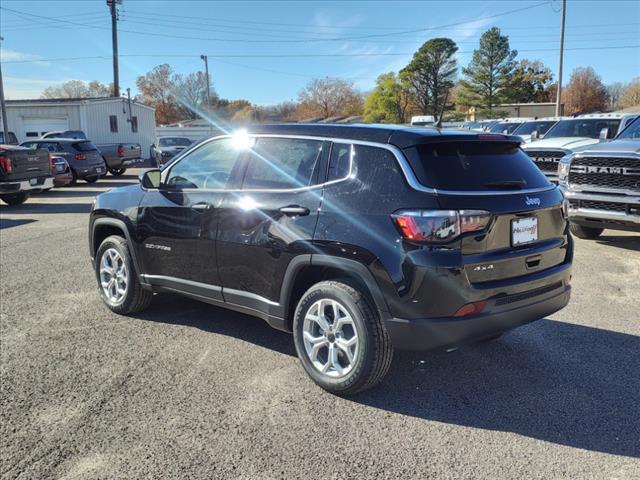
[402,140,569,283]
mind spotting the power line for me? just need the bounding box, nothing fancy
[0,3,549,43]
[3,45,639,65]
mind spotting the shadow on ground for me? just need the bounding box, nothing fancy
[0,218,37,229]
[134,293,640,458]
[595,233,640,252]
[0,203,92,214]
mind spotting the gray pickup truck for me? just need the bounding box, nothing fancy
[0,145,54,205]
[558,116,640,238]
[41,131,142,176]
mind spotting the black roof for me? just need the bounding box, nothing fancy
[22,138,88,143]
[246,123,522,149]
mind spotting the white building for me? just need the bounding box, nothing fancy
[1,97,157,158]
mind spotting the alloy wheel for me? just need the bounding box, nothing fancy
[100,248,128,304]
[302,298,359,378]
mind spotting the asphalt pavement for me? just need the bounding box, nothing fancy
[1,171,639,479]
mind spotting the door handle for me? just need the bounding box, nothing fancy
[192,202,211,211]
[279,205,310,216]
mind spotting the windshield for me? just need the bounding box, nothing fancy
[512,120,558,136]
[489,122,522,134]
[159,137,192,147]
[544,118,621,139]
[616,116,640,139]
[73,141,98,151]
[404,141,550,190]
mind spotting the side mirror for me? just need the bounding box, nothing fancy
[599,128,610,141]
[531,130,539,140]
[140,169,161,189]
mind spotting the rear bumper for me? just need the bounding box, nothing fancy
[385,264,572,351]
[75,164,107,179]
[0,177,54,193]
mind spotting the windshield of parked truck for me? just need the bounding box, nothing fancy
[512,120,557,136]
[159,137,192,147]
[544,118,621,139]
[616,116,640,139]
[489,122,523,134]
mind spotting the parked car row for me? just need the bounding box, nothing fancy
[0,129,197,204]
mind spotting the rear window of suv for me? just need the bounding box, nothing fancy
[73,141,98,151]
[404,141,551,191]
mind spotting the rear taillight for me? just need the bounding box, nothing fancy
[117,145,124,157]
[454,301,487,317]
[49,153,55,174]
[391,210,492,243]
[75,152,86,160]
[0,155,12,174]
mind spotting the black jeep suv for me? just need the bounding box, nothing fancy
[89,124,573,395]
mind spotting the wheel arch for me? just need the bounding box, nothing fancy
[91,217,144,281]
[279,254,390,331]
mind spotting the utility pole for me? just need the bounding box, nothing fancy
[555,0,566,116]
[200,54,211,109]
[107,0,121,97]
[0,36,9,143]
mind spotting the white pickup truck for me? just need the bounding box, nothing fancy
[558,116,640,239]
[522,113,639,183]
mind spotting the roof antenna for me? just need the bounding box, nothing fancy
[435,89,450,129]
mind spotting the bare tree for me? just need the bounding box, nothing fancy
[606,82,626,111]
[563,67,608,115]
[618,78,640,110]
[297,78,363,119]
[41,80,112,99]
[173,71,217,120]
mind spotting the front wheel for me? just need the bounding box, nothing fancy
[108,167,126,176]
[95,235,153,314]
[293,280,393,396]
[0,192,30,205]
[570,223,604,239]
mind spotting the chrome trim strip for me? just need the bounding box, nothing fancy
[142,275,222,292]
[223,287,280,306]
[563,190,640,203]
[141,275,280,306]
[160,132,557,196]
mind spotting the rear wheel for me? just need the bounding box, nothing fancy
[95,235,153,314]
[84,176,99,184]
[293,280,393,395]
[108,167,126,176]
[0,192,30,205]
[570,223,604,239]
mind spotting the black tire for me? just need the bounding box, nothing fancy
[0,192,30,205]
[95,235,153,314]
[84,176,99,184]
[570,223,604,239]
[293,280,393,396]
[70,168,78,185]
[108,167,126,176]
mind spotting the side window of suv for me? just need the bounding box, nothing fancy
[165,137,241,190]
[241,137,324,190]
[327,143,353,182]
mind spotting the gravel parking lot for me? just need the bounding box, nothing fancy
[1,171,639,479]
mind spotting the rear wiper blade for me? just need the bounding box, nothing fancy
[484,180,527,189]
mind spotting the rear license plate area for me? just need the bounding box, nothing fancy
[511,216,538,246]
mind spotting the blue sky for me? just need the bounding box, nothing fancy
[1,0,639,104]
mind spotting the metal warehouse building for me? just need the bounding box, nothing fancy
[1,97,156,158]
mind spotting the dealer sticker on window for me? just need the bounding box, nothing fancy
[511,217,538,246]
